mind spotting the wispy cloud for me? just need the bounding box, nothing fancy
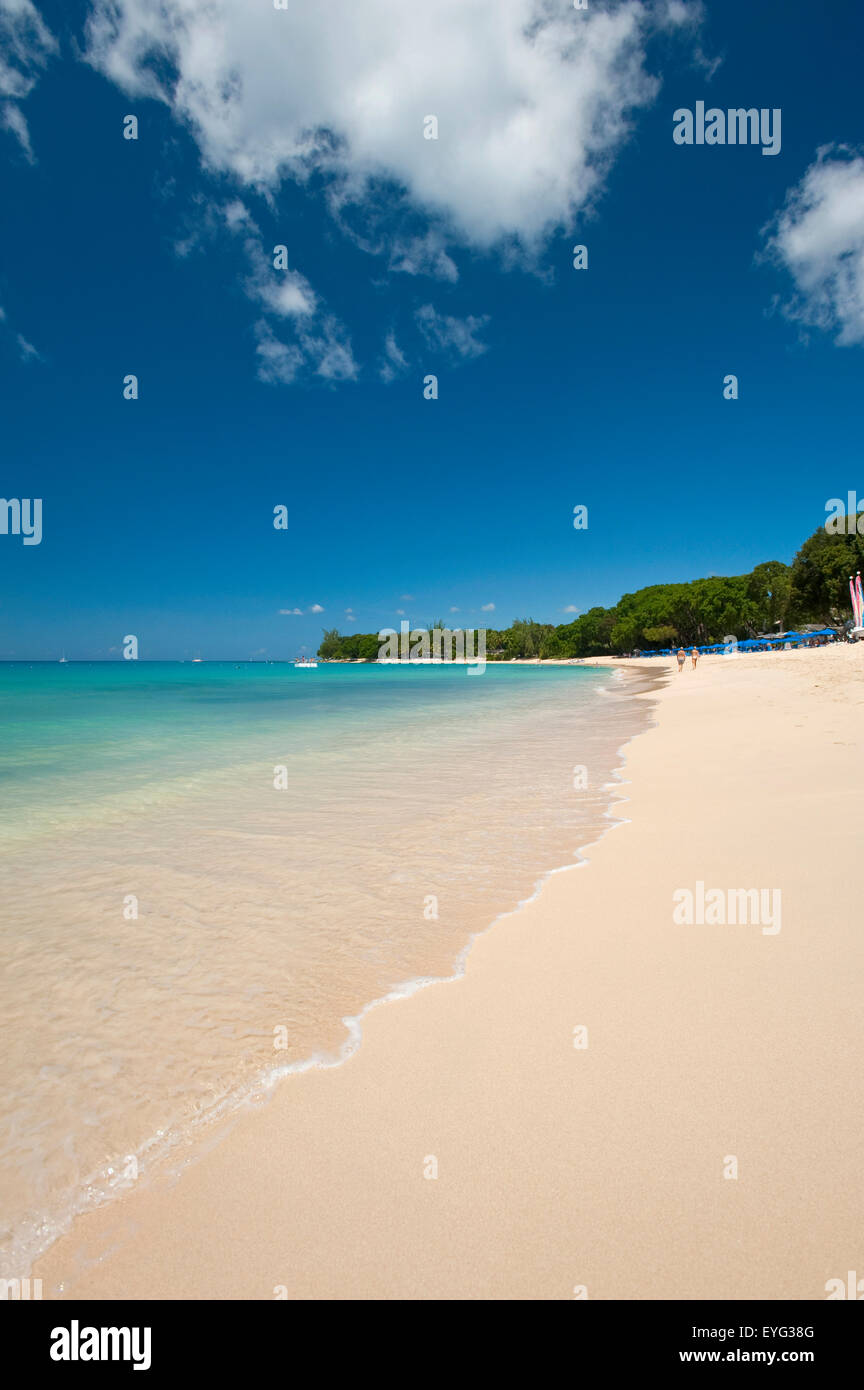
[293,316,358,382]
[415,304,489,360]
[246,256,317,320]
[378,331,409,383]
[255,309,357,385]
[0,0,57,163]
[388,232,458,283]
[193,201,360,385]
[172,196,356,383]
[0,304,42,363]
[15,332,40,361]
[481,602,496,612]
[255,323,305,385]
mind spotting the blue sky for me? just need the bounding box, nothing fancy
[1,0,863,659]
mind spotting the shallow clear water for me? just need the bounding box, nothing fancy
[0,661,652,1274]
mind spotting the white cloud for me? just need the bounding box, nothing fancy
[378,330,409,382]
[15,331,39,360]
[658,0,720,79]
[222,199,257,234]
[764,148,864,346]
[1,101,32,159]
[331,213,460,283]
[78,0,701,383]
[0,0,57,161]
[244,241,317,320]
[388,232,458,282]
[309,604,325,614]
[395,608,405,616]
[173,196,355,382]
[279,608,304,616]
[255,311,358,384]
[255,321,305,385]
[415,303,489,359]
[295,315,358,381]
[173,193,257,257]
[562,604,580,613]
[83,0,696,255]
[0,301,41,361]
[481,602,496,612]
[400,593,414,601]
[449,606,460,613]
[190,203,357,384]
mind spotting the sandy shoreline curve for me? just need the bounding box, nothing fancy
[35,646,864,1300]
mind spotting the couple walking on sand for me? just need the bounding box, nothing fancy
[677,647,699,672]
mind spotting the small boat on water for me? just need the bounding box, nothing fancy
[294,657,318,668]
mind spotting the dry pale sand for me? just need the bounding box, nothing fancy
[36,645,864,1300]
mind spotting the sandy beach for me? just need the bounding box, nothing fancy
[34,645,864,1300]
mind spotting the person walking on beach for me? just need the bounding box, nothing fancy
[677,647,686,673]
[691,647,700,669]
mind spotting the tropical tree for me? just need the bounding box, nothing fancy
[789,521,864,625]
[318,628,343,659]
[642,624,678,647]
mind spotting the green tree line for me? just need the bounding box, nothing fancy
[318,517,864,660]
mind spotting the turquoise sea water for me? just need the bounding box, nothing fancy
[2,661,603,833]
[0,661,651,1276]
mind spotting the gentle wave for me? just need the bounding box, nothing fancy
[0,662,657,1276]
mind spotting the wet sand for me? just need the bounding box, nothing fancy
[35,645,864,1299]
